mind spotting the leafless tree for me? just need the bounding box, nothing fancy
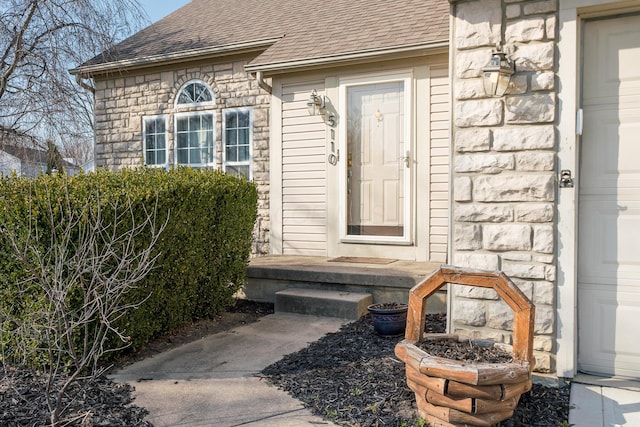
[0,0,147,164]
[0,183,166,426]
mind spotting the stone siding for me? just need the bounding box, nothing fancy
[450,0,557,372]
[93,57,270,255]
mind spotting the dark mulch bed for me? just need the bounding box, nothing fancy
[0,367,151,427]
[262,314,570,427]
[0,299,274,427]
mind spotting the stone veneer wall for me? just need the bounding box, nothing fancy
[93,57,271,255]
[450,0,558,372]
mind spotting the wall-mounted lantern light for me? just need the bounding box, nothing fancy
[307,89,336,126]
[482,46,515,97]
[307,89,325,116]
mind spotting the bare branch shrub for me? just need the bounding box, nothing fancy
[0,182,166,426]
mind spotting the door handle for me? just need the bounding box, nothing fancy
[402,150,410,168]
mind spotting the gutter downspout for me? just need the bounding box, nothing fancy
[75,74,95,95]
[255,71,272,94]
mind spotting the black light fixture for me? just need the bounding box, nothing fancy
[482,45,515,97]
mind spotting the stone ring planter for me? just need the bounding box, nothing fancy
[394,266,535,427]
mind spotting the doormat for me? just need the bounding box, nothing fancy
[329,257,397,264]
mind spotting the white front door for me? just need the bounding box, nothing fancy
[343,80,410,242]
[578,13,640,379]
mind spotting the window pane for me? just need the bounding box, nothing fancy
[205,128,213,147]
[177,132,188,149]
[157,151,166,165]
[226,129,237,146]
[178,91,191,104]
[239,145,250,161]
[238,111,250,128]
[225,111,237,128]
[238,128,249,144]
[190,148,201,164]
[156,134,166,150]
[146,137,156,151]
[202,114,213,130]
[177,117,188,132]
[226,145,237,162]
[189,115,199,131]
[226,165,250,179]
[145,151,155,165]
[203,146,214,164]
[194,83,212,103]
[177,148,188,164]
[145,120,155,134]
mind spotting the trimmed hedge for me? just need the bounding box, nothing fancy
[0,167,258,364]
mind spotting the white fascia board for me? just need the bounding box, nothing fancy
[70,37,282,77]
[245,41,449,74]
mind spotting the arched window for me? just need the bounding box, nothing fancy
[176,80,214,107]
[174,80,215,167]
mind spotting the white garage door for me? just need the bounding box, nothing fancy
[578,13,640,379]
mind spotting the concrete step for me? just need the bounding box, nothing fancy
[275,288,372,320]
[245,256,446,313]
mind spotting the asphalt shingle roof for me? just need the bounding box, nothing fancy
[79,0,449,73]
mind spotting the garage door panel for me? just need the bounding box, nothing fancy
[579,285,640,378]
[583,15,640,103]
[581,106,640,192]
[579,13,640,379]
[579,200,640,284]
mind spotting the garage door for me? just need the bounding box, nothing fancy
[578,13,640,379]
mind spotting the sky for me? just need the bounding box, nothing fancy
[138,0,192,23]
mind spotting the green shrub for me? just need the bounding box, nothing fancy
[0,167,258,366]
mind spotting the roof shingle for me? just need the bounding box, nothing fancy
[79,0,449,73]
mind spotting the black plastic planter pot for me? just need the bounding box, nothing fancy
[367,303,408,336]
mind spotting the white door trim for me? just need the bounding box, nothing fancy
[557,0,640,378]
[338,71,414,246]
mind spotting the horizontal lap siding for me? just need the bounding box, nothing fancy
[430,66,449,262]
[281,81,327,256]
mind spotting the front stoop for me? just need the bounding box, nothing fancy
[245,255,446,314]
[275,288,372,320]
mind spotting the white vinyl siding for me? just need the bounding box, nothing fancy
[281,81,327,255]
[429,66,449,262]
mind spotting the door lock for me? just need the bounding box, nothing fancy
[559,170,574,188]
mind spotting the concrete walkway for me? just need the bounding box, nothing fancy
[110,313,346,427]
[569,374,640,427]
[111,312,640,426]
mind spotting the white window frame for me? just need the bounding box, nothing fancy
[174,79,215,109]
[142,115,168,168]
[174,111,216,168]
[222,107,253,180]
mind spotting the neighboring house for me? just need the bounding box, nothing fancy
[0,144,74,177]
[71,0,640,381]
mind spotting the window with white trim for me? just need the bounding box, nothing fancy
[223,108,252,180]
[175,80,214,107]
[173,80,216,167]
[175,112,215,167]
[143,115,167,167]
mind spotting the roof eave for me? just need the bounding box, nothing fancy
[245,41,449,74]
[71,37,283,77]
